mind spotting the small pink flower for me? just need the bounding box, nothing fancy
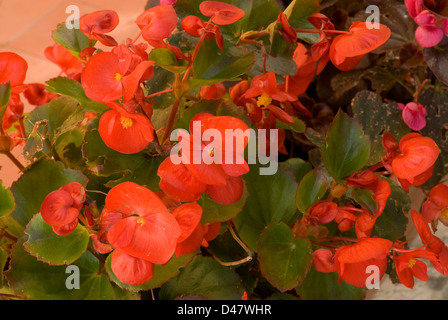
[414,10,444,47]
[398,102,428,131]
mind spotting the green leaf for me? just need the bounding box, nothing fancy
[199,186,248,225]
[296,267,365,300]
[193,38,255,80]
[52,22,91,54]
[5,237,138,300]
[351,90,410,166]
[25,96,85,145]
[149,47,188,74]
[159,256,244,300]
[284,0,320,28]
[424,39,448,86]
[258,222,312,292]
[280,158,312,184]
[276,116,305,133]
[351,188,378,215]
[23,214,90,266]
[233,163,298,251]
[106,251,196,291]
[321,110,370,182]
[46,77,108,113]
[0,81,11,119]
[419,86,448,152]
[295,168,328,214]
[7,159,87,237]
[0,181,15,218]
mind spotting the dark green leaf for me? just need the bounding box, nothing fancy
[295,168,328,214]
[258,222,312,292]
[159,256,244,300]
[24,214,90,266]
[233,163,298,251]
[0,181,15,218]
[321,110,370,182]
[52,22,91,54]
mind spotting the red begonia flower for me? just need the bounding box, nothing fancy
[81,51,154,103]
[334,237,392,287]
[40,182,86,236]
[330,21,391,58]
[79,10,119,47]
[171,202,203,243]
[394,249,438,289]
[105,182,181,265]
[44,43,83,79]
[334,205,358,232]
[390,133,439,183]
[199,1,245,25]
[159,113,249,205]
[98,102,154,154]
[414,10,444,48]
[181,15,224,51]
[110,248,155,285]
[312,248,337,273]
[135,5,178,43]
[422,184,448,224]
[308,201,338,224]
[0,52,28,87]
[23,83,56,106]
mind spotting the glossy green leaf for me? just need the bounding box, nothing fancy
[321,110,370,182]
[0,181,15,218]
[276,116,306,133]
[296,267,365,300]
[280,158,313,184]
[5,238,138,300]
[193,38,254,80]
[284,0,320,28]
[0,81,11,119]
[46,77,108,113]
[258,222,312,292]
[295,168,328,214]
[149,47,188,73]
[52,22,91,54]
[233,163,298,251]
[24,214,90,266]
[159,256,244,300]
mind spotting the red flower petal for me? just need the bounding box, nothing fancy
[79,10,119,46]
[331,21,391,58]
[52,219,79,236]
[157,156,207,202]
[108,214,181,264]
[44,43,83,78]
[105,182,168,217]
[206,175,244,205]
[111,248,154,285]
[136,5,178,42]
[171,202,203,243]
[199,1,245,25]
[312,249,336,273]
[59,182,86,210]
[0,52,28,87]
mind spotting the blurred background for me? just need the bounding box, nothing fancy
[0,0,148,187]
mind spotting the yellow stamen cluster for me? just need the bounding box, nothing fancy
[257,92,273,108]
[120,116,133,129]
[408,258,417,269]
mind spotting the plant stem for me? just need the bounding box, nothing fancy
[145,88,174,100]
[5,151,25,171]
[161,98,182,144]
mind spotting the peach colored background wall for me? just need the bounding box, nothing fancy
[0,0,148,187]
